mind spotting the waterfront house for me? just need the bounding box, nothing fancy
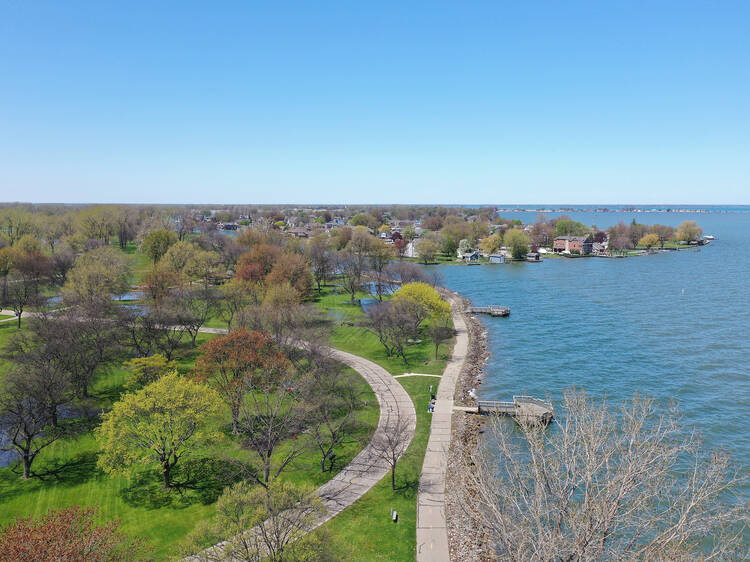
[526,252,542,262]
[488,254,505,264]
[553,235,593,255]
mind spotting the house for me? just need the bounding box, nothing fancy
[288,227,311,238]
[592,242,608,255]
[488,254,505,264]
[525,252,542,262]
[462,250,481,262]
[553,236,593,255]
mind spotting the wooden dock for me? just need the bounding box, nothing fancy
[466,305,510,317]
[458,396,554,425]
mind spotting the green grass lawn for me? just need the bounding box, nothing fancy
[313,285,453,376]
[0,325,377,559]
[306,283,456,560]
[308,375,435,560]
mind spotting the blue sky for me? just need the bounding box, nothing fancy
[1,1,748,204]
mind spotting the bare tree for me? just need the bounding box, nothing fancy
[461,390,750,560]
[236,368,310,488]
[370,413,412,491]
[0,368,62,479]
[307,362,364,472]
[428,323,454,359]
[366,301,412,364]
[170,287,217,347]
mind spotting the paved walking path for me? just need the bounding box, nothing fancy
[193,327,417,558]
[416,293,469,562]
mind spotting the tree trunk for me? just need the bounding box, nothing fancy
[391,466,396,491]
[22,453,32,479]
[231,404,240,435]
[17,313,22,329]
[162,461,172,488]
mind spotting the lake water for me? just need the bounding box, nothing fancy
[434,208,750,496]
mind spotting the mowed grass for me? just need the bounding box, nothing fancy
[0,325,378,559]
[309,283,456,560]
[309,375,436,560]
[313,285,453,376]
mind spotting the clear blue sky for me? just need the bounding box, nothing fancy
[1,1,748,205]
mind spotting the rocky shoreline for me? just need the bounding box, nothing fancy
[445,292,492,561]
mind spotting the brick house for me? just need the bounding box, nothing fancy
[553,235,593,255]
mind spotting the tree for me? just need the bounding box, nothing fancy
[171,287,218,347]
[184,480,331,562]
[75,206,116,245]
[3,334,71,427]
[638,233,660,250]
[0,208,37,246]
[428,322,454,359]
[393,282,450,332]
[675,220,703,243]
[0,367,62,478]
[142,266,181,306]
[307,234,333,292]
[185,250,223,289]
[0,246,15,306]
[416,238,439,264]
[366,301,413,363]
[402,225,418,241]
[650,224,675,249]
[96,373,221,488]
[0,507,148,561]
[308,382,362,473]
[368,240,395,301]
[194,329,288,435]
[479,233,503,255]
[237,367,310,487]
[141,229,178,264]
[161,240,200,273]
[393,237,408,259]
[62,246,130,306]
[122,354,174,391]
[370,414,412,491]
[218,279,252,331]
[504,229,530,260]
[462,391,750,560]
[265,253,313,300]
[628,220,648,250]
[6,251,50,327]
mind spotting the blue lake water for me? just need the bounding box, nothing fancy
[434,208,750,497]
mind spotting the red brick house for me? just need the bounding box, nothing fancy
[553,236,593,254]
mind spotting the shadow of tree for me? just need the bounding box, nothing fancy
[396,475,420,498]
[120,457,248,509]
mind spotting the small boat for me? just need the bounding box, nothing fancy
[703,235,715,240]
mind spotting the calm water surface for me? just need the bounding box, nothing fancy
[435,210,750,494]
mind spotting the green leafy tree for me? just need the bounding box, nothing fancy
[638,233,660,250]
[504,229,530,260]
[62,247,131,305]
[675,220,703,243]
[416,238,439,264]
[96,373,221,488]
[141,229,178,265]
[122,354,174,391]
[479,233,503,255]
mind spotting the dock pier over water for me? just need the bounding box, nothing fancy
[456,396,555,425]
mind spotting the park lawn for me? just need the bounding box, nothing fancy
[118,241,153,285]
[0,326,378,560]
[314,285,452,376]
[308,375,435,561]
[0,314,13,320]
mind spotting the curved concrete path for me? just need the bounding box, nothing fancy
[416,293,469,562]
[193,328,416,557]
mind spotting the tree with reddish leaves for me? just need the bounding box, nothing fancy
[194,329,288,434]
[0,506,148,561]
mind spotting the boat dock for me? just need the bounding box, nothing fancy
[456,395,554,425]
[467,305,510,317]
